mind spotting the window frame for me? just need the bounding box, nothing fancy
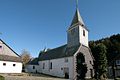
[83,30,85,37]
[50,62,52,69]
[43,63,45,69]
[3,63,6,66]
[0,45,3,51]
[13,64,16,67]
[65,58,68,63]
[33,66,35,69]
[0,46,2,48]
[116,60,120,65]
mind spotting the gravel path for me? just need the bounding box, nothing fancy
[1,73,68,80]
[1,74,114,80]
[4,76,67,80]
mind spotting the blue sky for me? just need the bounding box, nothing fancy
[0,0,120,57]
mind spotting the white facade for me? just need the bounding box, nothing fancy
[0,61,22,73]
[38,57,74,79]
[79,26,88,47]
[0,39,22,73]
[25,65,39,73]
[68,25,88,47]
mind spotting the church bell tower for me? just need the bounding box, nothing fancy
[67,7,89,47]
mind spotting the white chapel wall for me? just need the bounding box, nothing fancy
[79,25,88,47]
[38,57,74,79]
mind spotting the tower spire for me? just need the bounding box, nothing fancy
[76,0,78,9]
[69,0,88,28]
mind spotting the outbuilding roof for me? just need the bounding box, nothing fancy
[0,54,22,62]
[27,58,39,65]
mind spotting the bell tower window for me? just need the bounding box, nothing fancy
[83,30,85,36]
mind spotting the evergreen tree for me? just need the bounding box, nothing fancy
[89,34,120,79]
[76,53,87,80]
[95,43,108,80]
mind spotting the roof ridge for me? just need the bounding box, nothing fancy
[44,44,67,53]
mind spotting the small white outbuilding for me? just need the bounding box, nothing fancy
[25,58,39,73]
[0,39,22,73]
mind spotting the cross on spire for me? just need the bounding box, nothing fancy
[76,0,79,8]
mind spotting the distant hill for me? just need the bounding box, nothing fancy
[89,34,120,65]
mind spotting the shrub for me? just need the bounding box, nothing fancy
[115,78,120,80]
[0,75,5,80]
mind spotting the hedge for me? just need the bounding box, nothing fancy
[0,75,5,80]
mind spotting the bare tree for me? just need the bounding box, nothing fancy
[20,49,31,66]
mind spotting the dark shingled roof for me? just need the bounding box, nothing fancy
[69,8,88,31]
[27,58,39,65]
[0,54,22,62]
[39,44,80,61]
[70,9,84,26]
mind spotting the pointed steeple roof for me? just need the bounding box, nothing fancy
[69,8,88,30]
[70,8,84,26]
